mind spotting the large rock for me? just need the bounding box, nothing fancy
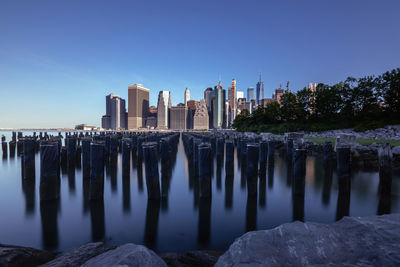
[0,243,54,267]
[81,243,167,267]
[216,214,400,266]
[40,242,114,267]
[160,251,222,267]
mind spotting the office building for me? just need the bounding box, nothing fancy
[256,73,264,104]
[247,87,256,102]
[101,93,127,130]
[228,79,237,122]
[157,91,171,129]
[273,84,284,105]
[169,104,187,130]
[128,84,149,129]
[210,81,225,129]
[184,88,190,106]
[193,99,209,130]
[187,100,198,129]
[259,98,275,107]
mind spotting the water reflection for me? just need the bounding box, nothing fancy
[0,130,399,254]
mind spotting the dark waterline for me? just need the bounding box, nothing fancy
[0,130,399,253]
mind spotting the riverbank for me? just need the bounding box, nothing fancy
[1,214,399,266]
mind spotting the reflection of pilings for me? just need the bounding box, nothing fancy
[22,175,35,215]
[89,200,105,242]
[83,179,90,214]
[68,165,76,194]
[246,143,259,197]
[89,143,105,200]
[122,138,131,175]
[144,199,160,249]
[40,200,59,250]
[143,142,160,200]
[216,155,223,191]
[40,143,60,201]
[109,156,118,193]
[122,173,131,213]
[246,195,257,232]
[23,139,36,180]
[199,143,212,198]
[336,179,350,221]
[197,197,211,246]
[322,163,333,206]
[286,139,293,161]
[259,141,267,163]
[161,159,172,211]
[17,140,23,156]
[293,149,306,196]
[193,139,202,165]
[225,166,234,209]
[259,162,266,207]
[267,140,274,158]
[323,141,333,166]
[82,138,91,179]
[292,194,304,222]
[267,157,274,188]
[336,146,351,178]
[137,158,144,192]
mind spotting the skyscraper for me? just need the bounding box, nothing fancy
[247,87,256,102]
[184,88,190,106]
[236,91,244,99]
[228,79,237,123]
[128,84,149,129]
[256,73,264,104]
[211,81,225,129]
[101,93,127,130]
[169,104,188,130]
[157,91,171,129]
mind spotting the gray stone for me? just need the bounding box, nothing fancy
[40,242,114,267]
[159,251,222,267]
[0,243,54,267]
[81,243,167,267]
[216,214,400,267]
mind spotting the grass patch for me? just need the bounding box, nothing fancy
[305,137,400,147]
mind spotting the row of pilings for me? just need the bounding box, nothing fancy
[181,131,393,218]
[2,131,180,203]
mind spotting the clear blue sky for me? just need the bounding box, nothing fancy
[1,0,399,128]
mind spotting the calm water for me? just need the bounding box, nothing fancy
[0,130,399,253]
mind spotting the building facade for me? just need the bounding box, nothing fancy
[236,91,244,99]
[128,84,149,129]
[193,99,209,130]
[247,87,256,102]
[184,88,190,106]
[101,93,127,130]
[256,74,264,105]
[169,104,187,130]
[273,85,284,105]
[210,81,225,129]
[157,91,171,129]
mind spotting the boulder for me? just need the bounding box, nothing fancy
[40,242,114,267]
[81,243,167,267]
[216,214,400,266]
[160,251,222,267]
[0,243,54,267]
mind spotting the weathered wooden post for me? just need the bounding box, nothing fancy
[193,138,202,165]
[143,142,160,200]
[246,143,259,197]
[259,140,267,163]
[81,138,91,178]
[23,139,36,179]
[89,142,105,200]
[66,137,76,167]
[216,137,224,156]
[9,141,16,157]
[286,139,294,161]
[267,140,274,159]
[199,143,212,198]
[109,136,118,160]
[122,138,131,175]
[40,143,60,201]
[323,141,333,166]
[2,137,7,157]
[336,146,351,178]
[378,143,392,195]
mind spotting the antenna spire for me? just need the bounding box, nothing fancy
[259,72,262,82]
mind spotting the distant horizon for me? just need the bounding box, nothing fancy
[1,0,400,128]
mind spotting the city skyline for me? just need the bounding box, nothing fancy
[1,0,400,128]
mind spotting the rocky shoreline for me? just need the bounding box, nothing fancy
[1,214,399,266]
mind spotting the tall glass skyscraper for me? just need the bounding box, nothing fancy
[247,87,256,102]
[256,73,264,104]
